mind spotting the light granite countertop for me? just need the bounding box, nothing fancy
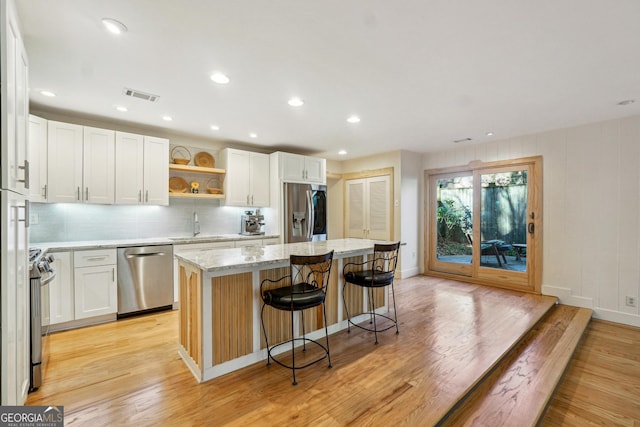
[174,238,388,273]
[32,234,280,252]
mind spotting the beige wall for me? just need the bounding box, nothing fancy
[423,115,640,327]
[329,151,422,278]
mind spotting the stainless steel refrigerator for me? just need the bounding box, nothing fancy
[283,183,327,243]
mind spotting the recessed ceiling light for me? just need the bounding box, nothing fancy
[210,72,230,85]
[210,125,220,131]
[288,97,304,107]
[347,115,360,124]
[618,99,635,106]
[102,18,128,35]
[338,150,347,155]
[162,116,173,121]
[249,133,257,138]
[115,106,128,112]
[40,90,56,97]
[486,132,494,137]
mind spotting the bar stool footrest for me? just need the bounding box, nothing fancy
[266,337,331,370]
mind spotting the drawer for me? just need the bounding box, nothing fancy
[74,249,117,267]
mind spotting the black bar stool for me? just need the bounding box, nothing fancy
[342,242,400,344]
[260,250,334,385]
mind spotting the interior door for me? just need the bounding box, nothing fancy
[344,174,391,240]
[426,157,542,292]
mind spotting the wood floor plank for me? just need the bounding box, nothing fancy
[542,320,640,426]
[439,305,592,427]
[29,276,634,427]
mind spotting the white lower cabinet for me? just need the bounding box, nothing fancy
[73,249,117,319]
[49,251,74,325]
[48,249,117,328]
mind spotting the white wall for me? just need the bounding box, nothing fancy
[423,115,640,327]
[400,151,422,278]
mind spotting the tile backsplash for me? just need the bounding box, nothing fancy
[29,199,272,243]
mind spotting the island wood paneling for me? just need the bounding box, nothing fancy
[211,272,253,365]
[259,260,340,349]
[179,263,202,368]
[259,267,293,349]
[342,255,386,319]
[342,255,366,317]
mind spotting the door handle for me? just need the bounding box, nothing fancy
[17,200,30,228]
[18,160,29,189]
[528,223,535,234]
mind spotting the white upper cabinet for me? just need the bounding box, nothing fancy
[47,121,83,203]
[28,115,48,202]
[114,132,168,206]
[83,126,115,204]
[274,152,325,184]
[1,0,29,195]
[47,121,115,204]
[114,132,144,204]
[220,148,269,207]
[142,136,169,206]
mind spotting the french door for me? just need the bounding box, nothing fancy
[426,157,542,292]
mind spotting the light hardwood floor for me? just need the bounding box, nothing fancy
[26,276,640,426]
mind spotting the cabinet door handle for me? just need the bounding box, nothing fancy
[112,267,115,282]
[17,200,30,228]
[77,187,81,201]
[42,184,48,200]
[86,256,108,262]
[246,195,250,204]
[85,187,89,201]
[18,160,30,189]
[145,190,149,203]
[138,190,142,203]
[251,195,254,205]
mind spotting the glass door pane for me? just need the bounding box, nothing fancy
[479,170,528,272]
[431,174,473,275]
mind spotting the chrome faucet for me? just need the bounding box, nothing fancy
[193,211,200,237]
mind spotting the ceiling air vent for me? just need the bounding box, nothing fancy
[123,88,160,102]
[453,138,472,144]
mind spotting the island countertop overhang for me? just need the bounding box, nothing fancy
[174,238,389,273]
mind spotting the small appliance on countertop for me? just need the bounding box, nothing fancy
[240,210,265,235]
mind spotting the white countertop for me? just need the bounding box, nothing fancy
[174,238,388,273]
[32,234,279,252]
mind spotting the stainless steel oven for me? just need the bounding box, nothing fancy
[28,248,55,391]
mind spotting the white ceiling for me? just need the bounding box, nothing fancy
[15,0,640,160]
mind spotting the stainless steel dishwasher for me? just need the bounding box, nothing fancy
[117,245,173,317]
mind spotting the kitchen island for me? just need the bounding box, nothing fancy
[174,238,389,382]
